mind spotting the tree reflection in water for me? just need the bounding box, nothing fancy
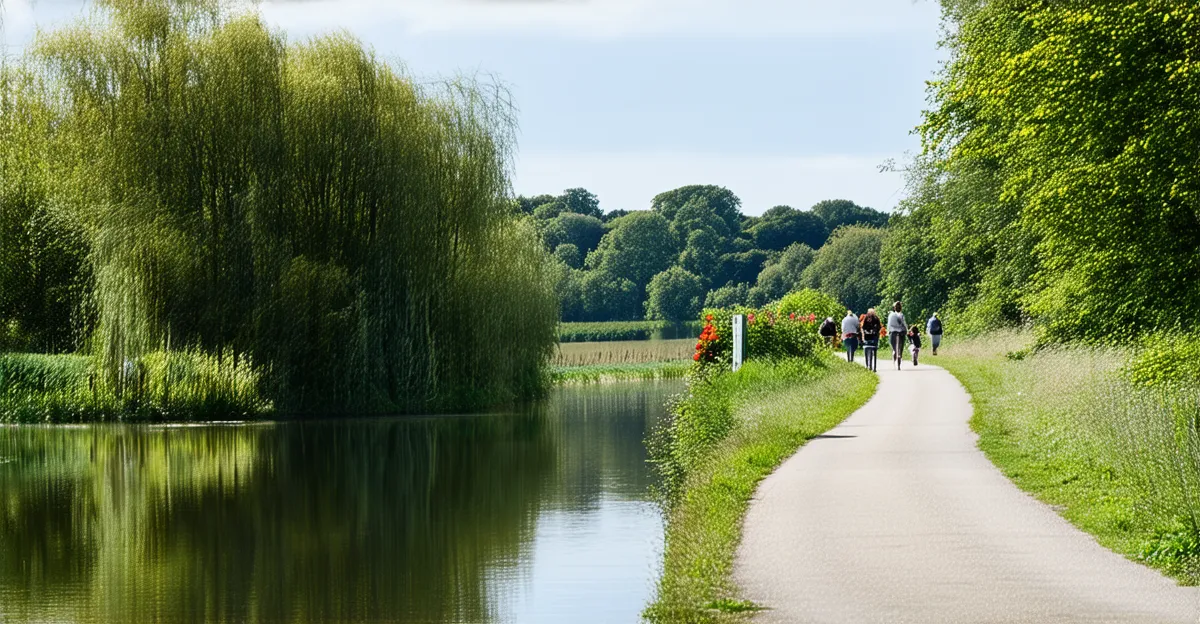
[0,381,676,623]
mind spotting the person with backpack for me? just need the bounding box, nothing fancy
[926,313,944,355]
[841,310,861,363]
[908,324,923,366]
[861,308,881,372]
[887,301,908,370]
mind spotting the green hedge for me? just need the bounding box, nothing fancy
[558,321,703,343]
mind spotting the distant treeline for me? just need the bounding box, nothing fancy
[881,0,1200,341]
[517,187,890,324]
[0,0,558,415]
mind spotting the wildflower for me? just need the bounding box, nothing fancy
[705,314,714,321]
[693,352,701,362]
[790,313,795,320]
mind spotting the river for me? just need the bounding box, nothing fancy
[0,380,681,623]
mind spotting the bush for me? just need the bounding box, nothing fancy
[773,288,845,323]
[1124,334,1200,388]
[690,305,824,373]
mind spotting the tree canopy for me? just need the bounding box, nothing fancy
[876,0,1200,340]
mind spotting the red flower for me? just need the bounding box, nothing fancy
[789,313,795,320]
[705,314,714,321]
[693,352,702,362]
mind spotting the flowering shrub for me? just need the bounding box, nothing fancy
[693,315,721,363]
[691,303,824,371]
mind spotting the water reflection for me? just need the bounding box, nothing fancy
[0,381,679,623]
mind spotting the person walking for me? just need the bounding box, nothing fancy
[841,310,861,363]
[926,312,943,355]
[908,325,923,366]
[819,316,838,349]
[887,301,908,370]
[861,308,881,372]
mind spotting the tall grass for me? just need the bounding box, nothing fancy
[0,0,558,417]
[0,351,267,422]
[552,338,694,367]
[940,331,1200,582]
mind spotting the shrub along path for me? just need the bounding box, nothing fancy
[734,361,1200,623]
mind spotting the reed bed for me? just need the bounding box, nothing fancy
[940,331,1200,582]
[551,339,694,368]
[548,361,690,385]
[1,352,268,422]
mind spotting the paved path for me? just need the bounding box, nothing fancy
[734,358,1200,623]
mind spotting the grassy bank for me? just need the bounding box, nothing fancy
[938,331,1200,584]
[645,356,877,623]
[550,361,691,385]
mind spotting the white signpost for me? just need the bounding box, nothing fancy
[732,314,746,372]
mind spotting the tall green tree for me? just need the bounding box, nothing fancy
[811,199,888,231]
[543,212,605,255]
[10,0,560,413]
[651,185,742,239]
[915,0,1200,340]
[587,211,677,292]
[755,243,815,301]
[800,226,885,313]
[747,205,828,251]
[645,267,705,323]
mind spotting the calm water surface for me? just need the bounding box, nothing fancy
[0,381,680,623]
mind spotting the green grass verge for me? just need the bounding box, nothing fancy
[549,361,691,385]
[645,356,878,623]
[937,331,1200,584]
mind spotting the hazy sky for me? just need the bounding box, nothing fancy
[3,0,945,215]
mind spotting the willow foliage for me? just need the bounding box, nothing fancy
[2,0,558,414]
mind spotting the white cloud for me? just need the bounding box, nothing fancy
[513,151,907,214]
[260,0,939,40]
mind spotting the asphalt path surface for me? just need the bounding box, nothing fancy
[734,356,1200,623]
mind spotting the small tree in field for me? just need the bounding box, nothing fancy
[646,267,705,323]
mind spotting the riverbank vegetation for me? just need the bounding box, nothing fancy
[645,292,876,622]
[549,361,691,385]
[939,332,1200,584]
[0,0,558,420]
[553,339,694,368]
[645,358,876,623]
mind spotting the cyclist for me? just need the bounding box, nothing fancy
[861,308,881,372]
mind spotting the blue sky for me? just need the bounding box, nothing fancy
[4,0,945,215]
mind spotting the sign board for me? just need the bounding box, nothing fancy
[732,314,746,372]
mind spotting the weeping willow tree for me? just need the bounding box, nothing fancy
[5,0,558,414]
